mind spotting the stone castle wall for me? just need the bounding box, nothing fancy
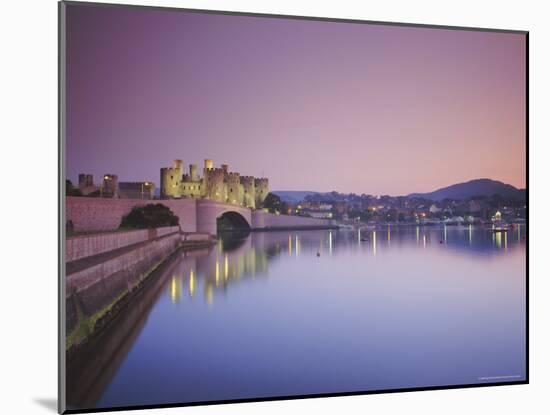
[160,159,268,208]
[66,197,334,235]
[66,197,197,233]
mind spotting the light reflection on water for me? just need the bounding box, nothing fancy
[67,225,527,410]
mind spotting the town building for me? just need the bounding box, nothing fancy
[76,174,156,199]
[118,182,155,199]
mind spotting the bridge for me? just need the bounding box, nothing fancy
[65,197,336,235]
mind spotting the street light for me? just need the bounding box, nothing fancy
[141,181,150,200]
[100,175,110,198]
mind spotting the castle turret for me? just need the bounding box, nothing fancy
[254,178,269,208]
[204,168,226,202]
[189,164,198,181]
[226,172,243,205]
[78,173,94,189]
[240,176,256,209]
[102,174,118,198]
[160,159,183,198]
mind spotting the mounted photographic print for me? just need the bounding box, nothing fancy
[58,1,528,413]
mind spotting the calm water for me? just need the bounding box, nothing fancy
[67,225,527,410]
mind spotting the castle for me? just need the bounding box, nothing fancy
[160,159,269,209]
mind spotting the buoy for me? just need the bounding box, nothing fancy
[316,252,321,257]
[439,240,443,244]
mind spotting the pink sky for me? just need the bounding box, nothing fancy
[66,4,526,195]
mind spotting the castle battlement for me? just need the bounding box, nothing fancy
[160,159,268,208]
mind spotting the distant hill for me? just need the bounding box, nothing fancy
[272,191,319,203]
[408,179,524,201]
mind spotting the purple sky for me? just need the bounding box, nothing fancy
[66,4,526,195]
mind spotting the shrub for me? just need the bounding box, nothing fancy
[120,204,179,229]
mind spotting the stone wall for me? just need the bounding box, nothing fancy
[195,199,252,234]
[65,197,334,236]
[66,226,180,262]
[66,232,181,339]
[252,210,336,229]
[66,197,197,233]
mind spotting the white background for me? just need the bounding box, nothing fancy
[0,0,546,414]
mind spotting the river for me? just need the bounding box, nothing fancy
[66,225,527,410]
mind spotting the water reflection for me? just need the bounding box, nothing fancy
[66,225,527,411]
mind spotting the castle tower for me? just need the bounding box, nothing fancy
[78,173,93,189]
[226,172,242,205]
[254,178,269,208]
[160,159,183,198]
[240,176,256,209]
[204,168,225,202]
[189,164,198,181]
[102,174,118,198]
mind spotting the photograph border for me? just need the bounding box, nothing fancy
[58,1,529,413]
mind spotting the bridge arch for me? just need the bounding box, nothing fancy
[196,199,252,235]
[217,211,251,233]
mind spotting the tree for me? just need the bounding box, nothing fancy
[120,204,179,229]
[66,179,82,196]
[263,192,282,213]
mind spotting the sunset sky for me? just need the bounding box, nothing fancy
[66,4,526,195]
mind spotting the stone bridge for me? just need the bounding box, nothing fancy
[195,199,252,234]
[66,196,336,235]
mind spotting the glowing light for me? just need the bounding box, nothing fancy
[328,231,333,255]
[189,269,195,296]
[288,234,292,256]
[504,231,508,250]
[206,285,213,306]
[423,234,426,249]
[358,228,361,244]
[224,254,229,279]
[416,226,420,244]
[495,232,502,249]
[372,231,377,256]
[169,275,181,304]
[444,225,447,244]
[295,235,300,256]
[387,225,391,245]
[215,260,220,285]
[469,224,473,246]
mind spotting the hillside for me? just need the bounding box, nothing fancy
[271,191,319,203]
[408,179,524,201]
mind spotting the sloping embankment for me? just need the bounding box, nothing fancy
[65,227,214,351]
